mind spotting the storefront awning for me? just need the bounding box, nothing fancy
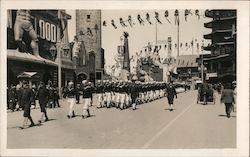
[203,54,230,61]
[17,72,40,79]
[8,49,57,67]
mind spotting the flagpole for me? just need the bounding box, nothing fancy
[57,10,62,98]
[155,20,158,45]
[177,16,180,57]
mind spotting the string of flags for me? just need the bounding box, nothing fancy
[103,9,203,29]
[137,39,204,55]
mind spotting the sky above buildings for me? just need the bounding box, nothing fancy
[67,10,211,67]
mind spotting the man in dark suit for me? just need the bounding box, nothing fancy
[37,82,49,123]
[20,81,35,128]
[166,81,177,111]
[220,83,235,118]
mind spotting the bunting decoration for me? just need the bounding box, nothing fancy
[146,13,152,24]
[111,19,117,29]
[164,10,171,24]
[137,14,145,25]
[120,18,127,27]
[155,12,162,24]
[103,10,205,29]
[174,9,179,25]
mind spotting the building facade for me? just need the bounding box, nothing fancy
[176,55,199,81]
[202,10,236,84]
[75,10,104,84]
[7,10,74,87]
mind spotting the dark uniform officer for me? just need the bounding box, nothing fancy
[37,82,49,123]
[166,82,177,111]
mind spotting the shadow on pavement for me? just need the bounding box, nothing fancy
[218,114,236,118]
[8,123,43,130]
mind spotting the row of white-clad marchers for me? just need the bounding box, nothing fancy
[95,88,166,110]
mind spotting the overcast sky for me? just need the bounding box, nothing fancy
[67,10,211,67]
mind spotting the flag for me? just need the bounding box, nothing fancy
[120,18,127,27]
[128,15,134,27]
[111,19,117,29]
[174,10,179,25]
[103,21,107,26]
[58,10,68,39]
[164,10,171,24]
[155,12,162,24]
[195,9,200,20]
[146,13,152,24]
[137,14,145,25]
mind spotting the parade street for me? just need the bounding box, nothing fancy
[7,90,236,149]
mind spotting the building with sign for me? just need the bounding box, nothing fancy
[7,10,74,87]
[176,55,199,81]
[202,10,236,84]
[75,10,104,84]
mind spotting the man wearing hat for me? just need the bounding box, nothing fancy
[166,81,177,111]
[220,83,235,118]
[37,82,49,123]
[82,81,93,118]
[20,80,35,128]
[64,81,77,118]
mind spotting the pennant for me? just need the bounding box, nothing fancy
[103,21,107,26]
[185,9,189,21]
[120,18,127,27]
[111,19,117,29]
[164,10,171,24]
[195,9,200,20]
[137,14,145,25]
[128,15,134,27]
[146,13,152,24]
[155,12,162,24]
[174,10,179,25]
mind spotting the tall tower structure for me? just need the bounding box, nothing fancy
[75,10,103,83]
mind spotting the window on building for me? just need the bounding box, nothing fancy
[96,72,102,80]
[87,14,91,22]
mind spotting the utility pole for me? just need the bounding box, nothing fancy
[57,10,62,98]
[177,16,180,57]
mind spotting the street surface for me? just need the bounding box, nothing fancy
[7,90,236,149]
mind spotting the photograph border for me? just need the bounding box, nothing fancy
[1,1,249,157]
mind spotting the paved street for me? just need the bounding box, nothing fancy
[7,90,236,149]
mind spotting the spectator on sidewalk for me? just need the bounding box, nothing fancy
[9,84,17,112]
[220,83,235,118]
[37,82,50,123]
[20,81,35,129]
